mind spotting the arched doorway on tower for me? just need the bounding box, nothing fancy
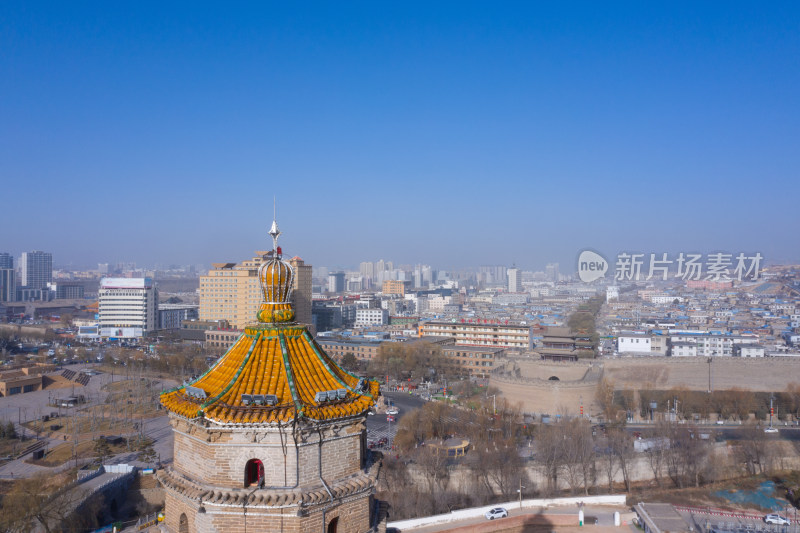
[244,458,265,487]
[327,516,339,533]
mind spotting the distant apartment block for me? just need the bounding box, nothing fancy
[317,337,383,362]
[327,272,345,293]
[382,279,405,296]
[0,267,15,303]
[21,251,53,289]
[507,267,521,292]
[686,279,734,290]
[419,320,533,350]
[441,345,505,378]
[205,328,242,350]
[158,304,199,330]
[53,283,84,300]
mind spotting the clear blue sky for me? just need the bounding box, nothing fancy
[2,2,799,271]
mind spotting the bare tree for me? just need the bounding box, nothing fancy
[606,427,633,492]
[737,423,774,476]
[485,437,528,500]
[644,422,670,488]
[558,419,596,495]
[414,446,451,515]
[536,423,565,496]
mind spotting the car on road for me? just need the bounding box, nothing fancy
[764,514,790,525]
[764,427,779,434]
[485,507,508,520]
[386,415,396,422]
[386,407,399,415]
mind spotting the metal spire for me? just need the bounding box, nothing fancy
[268,197,281,253]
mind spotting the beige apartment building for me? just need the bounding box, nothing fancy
[199,251,312,329]
[419,320,533,350]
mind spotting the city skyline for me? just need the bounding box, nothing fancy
[2,3,799,268]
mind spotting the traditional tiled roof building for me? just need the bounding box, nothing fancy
[158,218,381,533]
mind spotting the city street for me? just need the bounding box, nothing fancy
[366,391,425,452]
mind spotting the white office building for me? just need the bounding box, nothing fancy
[98,277,158,339]
[618,333,652,353]
[354,308,388,327]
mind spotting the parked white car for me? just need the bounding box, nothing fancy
[485,507,508,520]
[764,514,790,525]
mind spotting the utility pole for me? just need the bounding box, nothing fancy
[518,478,526,509]
[707,357,713,394]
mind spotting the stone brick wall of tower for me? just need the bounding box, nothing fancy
[172,418,364,489]
[164,489,370,533]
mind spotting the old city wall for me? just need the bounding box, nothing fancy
[490,359,602,415]
[491,357,800,415]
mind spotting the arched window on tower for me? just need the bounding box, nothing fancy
[179,513,189,533]
[244,458,265,488]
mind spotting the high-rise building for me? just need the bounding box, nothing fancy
[21,251,52,289]
[546,263,560,282]
[327,271,345,293]
[289,256,312,326]
[98,277,158,339]
[158,220,381,533]
[479,265,507,286]
[507,267,522,292]
[0,253,14,303]
[0,268,15,302]
[199,250,313,330]
[359,261,374,279]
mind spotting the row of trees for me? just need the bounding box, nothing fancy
[383,397,531,517]
[366,341,458,382]
[381,392,788,520]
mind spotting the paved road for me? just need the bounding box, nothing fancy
[676,506,798,533]
[625,424,800,441]
[366,391,425,452]
[402,504,631,532]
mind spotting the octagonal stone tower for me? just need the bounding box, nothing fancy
[158,218,381,533]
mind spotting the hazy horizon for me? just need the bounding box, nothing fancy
[2,3,799,270]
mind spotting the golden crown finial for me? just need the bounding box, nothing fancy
[256,209,295,323]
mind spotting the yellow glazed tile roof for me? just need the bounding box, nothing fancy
[160,324,380,424]
[162,221,380,424]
